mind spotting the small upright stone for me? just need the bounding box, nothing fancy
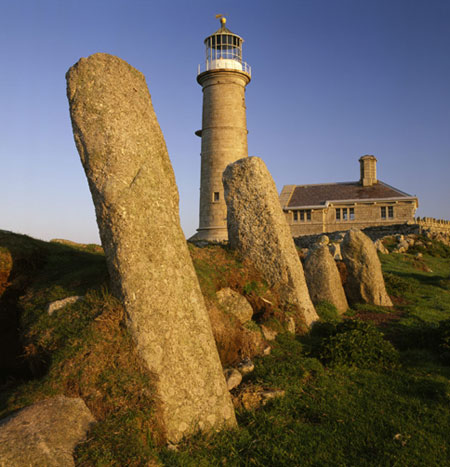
[66,53,235,443]
[341,229,393,306]
[223,157,318,327]
[304,245,349,313]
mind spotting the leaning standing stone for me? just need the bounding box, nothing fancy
[304,245,349,313]
[66,53,235,443]
[341,229,393,306]
[223,157,318,327]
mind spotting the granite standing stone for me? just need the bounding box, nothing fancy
[66,53,235,443]
[223,157,318,327]
[304,245,349,313]
[341,229,393,306]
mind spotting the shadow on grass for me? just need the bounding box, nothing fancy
[393,270,447,288]
[0,231,109,398]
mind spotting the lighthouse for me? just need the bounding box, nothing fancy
[192,16,251,242]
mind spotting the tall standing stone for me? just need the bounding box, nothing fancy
[66,53,235,443]
[341,229,393,306]
[223,157,318,327]
[304,245,349,313]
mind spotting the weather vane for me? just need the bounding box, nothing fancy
[215,14,227,26]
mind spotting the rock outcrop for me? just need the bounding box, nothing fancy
[223,368,242,390]
[206,302,266,367]
[216,288,253,324]
[341,229,393,306]
[304,245,349,313]
[223,157,318,327]
[374,239,389,255]
[0,396,94,466]
[46,296,84,315]
[66,53,235,443]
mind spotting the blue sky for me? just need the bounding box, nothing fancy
[1,0,449,243]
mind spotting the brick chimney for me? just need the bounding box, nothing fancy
[359,155,377,187]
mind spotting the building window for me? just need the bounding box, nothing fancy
[293,209,311,222]
[336,207,355,221]
[381,207,386,219]
[388,206,394,219]
[213,192,220,202]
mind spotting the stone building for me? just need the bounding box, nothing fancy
[190,17,251,242]
[280,155,419,236]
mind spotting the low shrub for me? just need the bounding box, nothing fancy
[249,333,324,389]
[315,301,341,322]
[390,319,450,364]
[319,319,399,370]
[438,319,450,364]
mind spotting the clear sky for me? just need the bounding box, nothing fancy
[1,0,449,243]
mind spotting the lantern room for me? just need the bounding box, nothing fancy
[198,17,251,75]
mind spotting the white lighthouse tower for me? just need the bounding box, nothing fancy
[191,16,251,242]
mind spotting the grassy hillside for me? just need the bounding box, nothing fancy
[0,230,449,466]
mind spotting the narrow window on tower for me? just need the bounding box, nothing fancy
[381,207,386,219]
[213,192,220,202]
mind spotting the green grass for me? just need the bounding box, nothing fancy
[1,233,450,466]
[161,238,450,466]
[161,336,450,466]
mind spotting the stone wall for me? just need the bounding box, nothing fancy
[294,223,420,248]
[416,217,450,234]
[293,217,450,248]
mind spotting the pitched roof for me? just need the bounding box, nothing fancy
[285,181,414,208]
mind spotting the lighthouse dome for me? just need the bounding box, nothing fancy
[199,17,251,76]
